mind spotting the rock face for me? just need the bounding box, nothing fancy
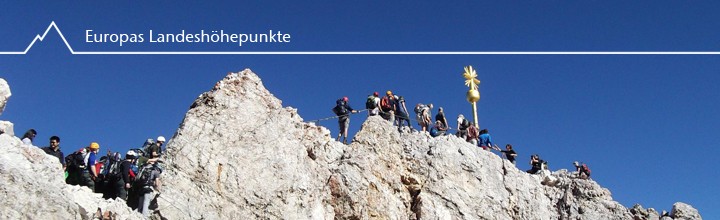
[156,69,702,219]
[0,78,12,136]
[0,78,9,116]
[0,71,702,219]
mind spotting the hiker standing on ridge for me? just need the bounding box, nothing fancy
[478,129,493,151]
[21,129,37,146]
[333,96,358,144]
[137,159,162,218]
[395,96,413,130]
[365,92,381,116]
[41,136,65,170]
[456,114,469,139]
[380,91,396,122]
[414,103,433,132]
[117,150,138,201]
[435,107,449,131]
[84,142,101,191]
[466,122,479,145]
[148,136,165,159]
[497,144,517,165]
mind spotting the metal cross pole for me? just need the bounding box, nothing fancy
[463,65,481,128]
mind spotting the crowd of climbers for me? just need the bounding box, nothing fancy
[333,91,592,179]
[20,129,165,218]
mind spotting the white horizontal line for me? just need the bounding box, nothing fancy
[50,51,720,55]
[1,21,720,55]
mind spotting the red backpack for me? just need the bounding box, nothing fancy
[380,97,393,110]
[582,164,591,175]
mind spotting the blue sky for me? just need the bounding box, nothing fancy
[1,1,718,218]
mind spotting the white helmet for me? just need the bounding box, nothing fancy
[157,136,166,142]
[126,150,137,159]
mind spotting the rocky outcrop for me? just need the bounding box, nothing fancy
[0,78,142,220]
[0,134,143,219]
[0,78,9,116]
[671,202,702,220]
[156,69,702,219]
[0,71,702,219]
[0,78,12,136]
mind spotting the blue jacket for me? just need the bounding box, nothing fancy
[479,133,492,146]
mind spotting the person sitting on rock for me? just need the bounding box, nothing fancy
[430,120,448,137]
[526,154,543,174]
[573,161,591,179]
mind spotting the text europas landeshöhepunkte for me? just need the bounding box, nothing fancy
[85,30,291,47]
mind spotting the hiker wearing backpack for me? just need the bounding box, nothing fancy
[83,142,101,191]
[394,96,413,130]
[414,103,433,132]
[116,150,139,200]
[148,136,165,159]
[456,114,469,139]
[136,159,162,217]
[41,136,65,170]
[573,161,591,179]
[21,129,37,146]
[435,107,449,131]
[333,96,358,144]
[65,147,88,185]
[478,129,493,151]
[466,122,479,145]
[380,91,396,122]
[365,92,381,116]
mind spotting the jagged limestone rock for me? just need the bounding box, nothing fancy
[155,69,701,219]
[0,134,143,219]
[0,78,9,116]
[0,78,12,135]
[671,202,702,220]
[0,121,12,136]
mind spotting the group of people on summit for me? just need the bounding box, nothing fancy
[19,128,165,217]
[332,92,592,179]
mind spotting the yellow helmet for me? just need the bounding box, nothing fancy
[89,142,100,149]
[386,90,393,96]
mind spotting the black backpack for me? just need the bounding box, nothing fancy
[365,95,375,109]
[140,139,155,157]
[332,99,348,116]
[460,119,470,129]
[136,165,159,187]
[64,149,86,169]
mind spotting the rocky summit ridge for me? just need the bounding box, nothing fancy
[0,71,702,219]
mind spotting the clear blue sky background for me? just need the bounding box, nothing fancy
[1,1,718,218]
